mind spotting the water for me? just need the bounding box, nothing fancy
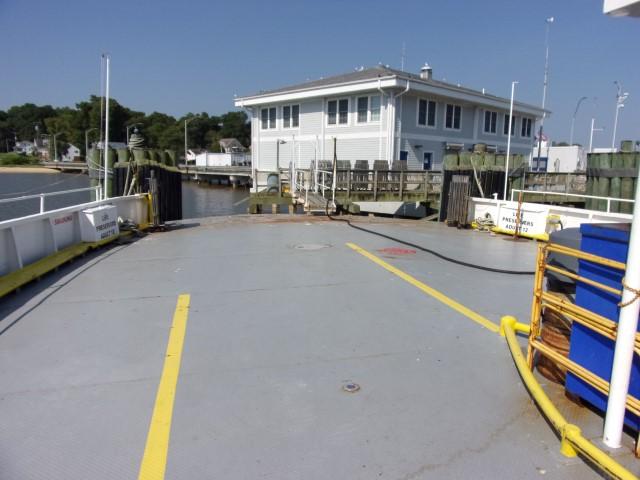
[181,180,251,218]
[0,172,251,221]
[0,172,91,221]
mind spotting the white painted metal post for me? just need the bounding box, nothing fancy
[103,54,110,200]
[603,174,640,448]
[39,194,45,213]
[589,118,595,153]
[503,81,517,200]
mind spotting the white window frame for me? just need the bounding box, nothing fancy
[326,98,350,127]
[503,113,517,136]
[444,103,462,131]
[355,95,382,124]
[369,95,381,123]
[356,96,369,124]
[520,117,532,138]
[260,107,277,130]
[483,110,497,135]
[282,104,300,129]
[422,151,435,170]
[416,98,437,129]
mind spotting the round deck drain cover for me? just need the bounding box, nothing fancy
[342,382,361,393]
[378,247,416,255]
[293,243,332,250]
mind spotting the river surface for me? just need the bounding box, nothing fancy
[0,172,250,221]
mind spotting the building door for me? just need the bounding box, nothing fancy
[423,152,433,170]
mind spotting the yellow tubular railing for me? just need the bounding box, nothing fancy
[501,316,638,480]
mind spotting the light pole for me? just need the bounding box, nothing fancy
[589,119,604,153]
[611,81,629,151]
[184,115,199,165]
[569,96,587,146]
[535,16,554,168]
[126,123,143,145]
[503,81,518,201]
[85,127,98,158]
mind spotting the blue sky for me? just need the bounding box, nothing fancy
[0,0,637,148]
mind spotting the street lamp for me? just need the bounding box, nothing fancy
[126,123,143,145]
[504,81,518,201]
[184,115,199,165]
[611,81,629,151]
[569,96,587,146]
[85,127,98,158]
[535,16,554,168]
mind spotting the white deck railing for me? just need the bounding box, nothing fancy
[510,189,634,214]
[0,193,150,278]
[0,186,102,216]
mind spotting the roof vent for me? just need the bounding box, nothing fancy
[420,63,432,80]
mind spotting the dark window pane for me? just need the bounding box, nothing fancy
[261,109,268,129]
[454,106,461,129]
[339,99,348,124]
[427,101,436,126]
[328,100,337,125]
[292,105,299,127]
[269,108,276,129]
[283,106,290,127]
[446,104,453,128]
[357,97,368,123]
[418,99,426,125]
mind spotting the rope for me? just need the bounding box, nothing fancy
[618,277,640,307]
[326,201,535,276]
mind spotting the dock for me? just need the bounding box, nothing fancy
[1,215,634,479]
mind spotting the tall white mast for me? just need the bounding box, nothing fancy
[103,54,110,200]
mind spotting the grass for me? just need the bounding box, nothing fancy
[0,152,42,166]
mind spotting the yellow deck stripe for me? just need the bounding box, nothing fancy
[138,294,191,480]
[346,243,499,333]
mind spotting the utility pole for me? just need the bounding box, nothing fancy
[611,81,629,151]
[103,53,110,200]
[535,17,554,168]
[504,81,518,200]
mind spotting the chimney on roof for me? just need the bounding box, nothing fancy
[419,63,432,80]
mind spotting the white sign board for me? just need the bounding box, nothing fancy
[79,205,119,242]
[497,204,548,236]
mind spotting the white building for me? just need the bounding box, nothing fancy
[14,141,37,155]
[61,144,82,162]
[234,65,547,177]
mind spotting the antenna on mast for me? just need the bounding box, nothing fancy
[401,42,406,72]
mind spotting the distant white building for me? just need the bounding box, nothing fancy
[14,141,37,155]
[61,144,81,162]
[531,142,586,173]
[187,149,251,167]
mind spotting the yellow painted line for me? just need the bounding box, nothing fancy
[346,243,499,333]
[138,294,191,480]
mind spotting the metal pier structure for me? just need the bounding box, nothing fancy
[1,212,638,479]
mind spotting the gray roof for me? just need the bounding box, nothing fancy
[239,65,547,113]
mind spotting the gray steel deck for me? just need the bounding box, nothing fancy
[0,216,635,479]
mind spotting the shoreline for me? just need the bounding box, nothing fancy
[0,166,58,174]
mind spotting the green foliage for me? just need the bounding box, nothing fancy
[1,98,251,159]
[0,152,41,166]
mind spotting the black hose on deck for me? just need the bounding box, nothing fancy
[326,201,535,276]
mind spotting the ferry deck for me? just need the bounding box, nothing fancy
[1,215,637,479]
